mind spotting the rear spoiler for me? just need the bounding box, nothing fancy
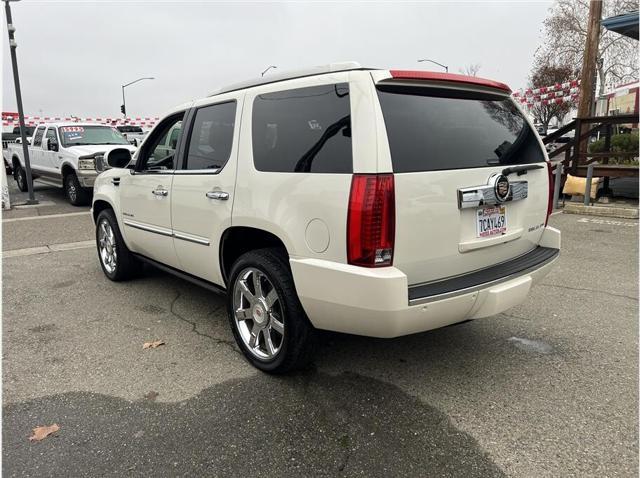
[388,70,512,94]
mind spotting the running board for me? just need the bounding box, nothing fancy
[132,253,227,295]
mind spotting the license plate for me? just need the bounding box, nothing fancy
[476,206,507,238]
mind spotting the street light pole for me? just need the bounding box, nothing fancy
[417,58,449,73]
[4,0,37,204]
[121,77,154,119]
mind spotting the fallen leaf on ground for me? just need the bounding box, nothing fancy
[142,340,165,349]
[144,391,159,401]
[29,424,60,442]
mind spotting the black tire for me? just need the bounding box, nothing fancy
[227,248,316,374]
[64,172,91,206]
[96,209,139,281]
[14,165,27,192]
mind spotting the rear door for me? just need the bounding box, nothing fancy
[372,71,550,285]
[29,126,46,172]
[170,97,240,285]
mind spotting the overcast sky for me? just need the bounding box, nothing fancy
[2,1,552,118]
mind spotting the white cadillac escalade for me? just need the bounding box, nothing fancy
[92,62,561,373]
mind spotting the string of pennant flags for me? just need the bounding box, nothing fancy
[513,79,581,108]
[1,115,160,128]
[1,78,582,128]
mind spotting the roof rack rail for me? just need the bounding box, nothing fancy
[209,61,368,97]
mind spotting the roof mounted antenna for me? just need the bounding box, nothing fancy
[261,65,277,77]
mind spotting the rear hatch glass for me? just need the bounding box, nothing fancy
[376,84,549,287]
[376,86,544,172]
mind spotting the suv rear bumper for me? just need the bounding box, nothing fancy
[290,226,560,338]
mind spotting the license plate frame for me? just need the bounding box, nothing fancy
[476,205,507,238]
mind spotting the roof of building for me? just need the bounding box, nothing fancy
[602,11,639,39]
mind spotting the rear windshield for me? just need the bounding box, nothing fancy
[377,86,545,173]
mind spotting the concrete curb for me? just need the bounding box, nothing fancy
[563,203,639,219]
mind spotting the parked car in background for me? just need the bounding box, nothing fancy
[2,126,35,174]
[116,125,148,147]
[92,62,561,373]
[8,123,136,205]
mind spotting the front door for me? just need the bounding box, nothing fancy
[171,99,240,285]
[119,113,184,269]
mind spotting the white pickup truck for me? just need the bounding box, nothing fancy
[7,123,136,205]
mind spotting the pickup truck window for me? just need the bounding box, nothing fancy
[59,126,129,147]
[252,83,352,173]
[184,101,236,171]
[32,126,45,147]
[45,128,58,143]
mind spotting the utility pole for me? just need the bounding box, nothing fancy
[576,0,603,155]
[4,0,37,204]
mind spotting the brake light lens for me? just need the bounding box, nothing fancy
[347,174,395,267]
[546,161,554,225]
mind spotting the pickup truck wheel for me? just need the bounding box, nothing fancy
[14,166,28,192]
[96,209,138,281]
[228,248,316,374]
[65,173,90,206]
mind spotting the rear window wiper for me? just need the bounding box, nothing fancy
[501,164,544,176]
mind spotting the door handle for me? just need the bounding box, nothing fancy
[152,187,169,197]
[206,191,229,200]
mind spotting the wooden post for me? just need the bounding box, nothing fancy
[576,0,603,159]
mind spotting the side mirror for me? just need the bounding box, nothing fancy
[48,141,59,152]
[98,148,132,172]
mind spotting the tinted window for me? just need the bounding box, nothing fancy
[377,87,545,173]
[32,127,45,147]
[252,83,352,173]
[139,115,184,171]
[185,102,236,171]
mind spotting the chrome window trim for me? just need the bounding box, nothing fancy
[174,169,220,175]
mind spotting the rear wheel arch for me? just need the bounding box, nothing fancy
[220,227,290,286]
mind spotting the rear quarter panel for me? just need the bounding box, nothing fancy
[232,71,377,261]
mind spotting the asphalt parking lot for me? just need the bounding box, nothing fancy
[2,183,638,477]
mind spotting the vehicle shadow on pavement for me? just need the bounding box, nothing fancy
[3,371,506,477]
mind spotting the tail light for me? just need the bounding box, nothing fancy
[347,174,395,267]
[545,161,554,226]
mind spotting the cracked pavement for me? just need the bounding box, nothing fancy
[2,184,638,477]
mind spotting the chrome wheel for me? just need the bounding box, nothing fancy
[233,267,284,360]
[66,177,77,203]
[16,169,25,190]
[98,219,117,274]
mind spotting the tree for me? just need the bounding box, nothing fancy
[458,63,481,76]
[529,62,575,131]
[535,0,638,95]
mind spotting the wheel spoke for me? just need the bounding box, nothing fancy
[253,271,264,299]
[263,329,276,356]
[249,323,260,348]
[270,315,284,335]
[239,279,256,306]
[235,307,251,321]
[265,288,278,308]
